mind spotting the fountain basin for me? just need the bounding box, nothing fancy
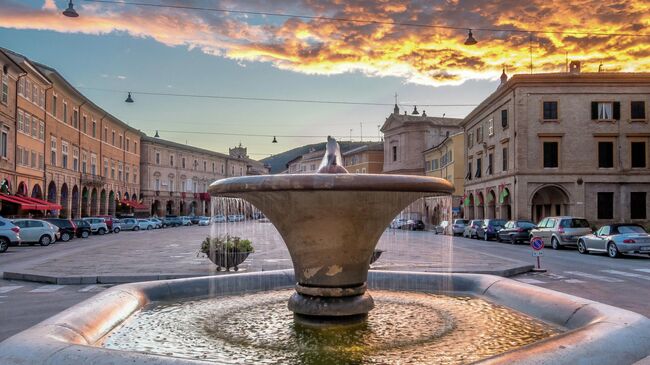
[1,270,649,365]
[209,174,453,319]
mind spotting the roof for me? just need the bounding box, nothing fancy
[381,111,463,133]
[2,48,50,85]
[342,142,384,156]
[422,131,464,153]
[141,135,262,167]
[462,72,650,126]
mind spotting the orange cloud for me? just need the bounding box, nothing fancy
[1,0,648,86]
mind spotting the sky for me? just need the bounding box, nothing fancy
[1,0,648,159]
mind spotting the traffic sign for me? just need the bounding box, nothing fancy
[530,237,544,251]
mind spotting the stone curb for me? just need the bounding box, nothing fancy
[2,263,533,284]
[0,270,648,365]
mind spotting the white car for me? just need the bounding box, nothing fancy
[227,214,245,222]
[198,216,210,226]
[180,217,193,226]
[12,219,58,246]
[82,217,109,235]
[137,219,155,230]
[211,215,226,223]
[390,218,408,229]
[148,218,162,229]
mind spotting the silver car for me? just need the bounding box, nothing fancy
[12,219,58,246]
[0,217,21,252]
[530,216,591,250]
[451,219,469,236]
[463,220,484,239]
[82,217,109,235]
[578,224,650,258]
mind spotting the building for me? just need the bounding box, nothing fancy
[462,68,650,226]
[423,132,465,222]
[0,51,22,196]
[285,148,325,173]
[342,142,383,173]
[381,104,462,175]
[229,143,270,175]
[139,136,252,217]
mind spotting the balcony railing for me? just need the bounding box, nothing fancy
[80,173,105,187]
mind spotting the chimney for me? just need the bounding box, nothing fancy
[569,61,581,74]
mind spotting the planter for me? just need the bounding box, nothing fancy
[370,249,384,264]
[207,250,251,271]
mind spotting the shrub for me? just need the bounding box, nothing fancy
[200,235,254,254]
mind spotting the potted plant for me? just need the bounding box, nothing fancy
[200,235,254,271]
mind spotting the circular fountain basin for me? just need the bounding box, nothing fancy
[209,174,453,319]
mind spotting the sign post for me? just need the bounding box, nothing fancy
[530,236,547,272]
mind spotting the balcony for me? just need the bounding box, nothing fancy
[81,173,105,187]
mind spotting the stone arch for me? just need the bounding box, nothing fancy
[475,191,485,219]
[179,200,186,215]
[81,186,89,217]
[151,200,161,217]
[486,189,497,219]
[31,184,43,199]
[108,190,116,216]
[466,193,475,220]
[90,188,98,216]
[60,183,69,218]
[189,200,198,215]
[124,192,130,201]
[17,181,28,196]
[166,200,174,215]
[71,185,79,218]
[499,187,512,220]
[47,181,57,205]
[530,184,570,223]
[0,178,11,194]
[100,189,107,215]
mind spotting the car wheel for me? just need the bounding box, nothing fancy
[113,228,121,234]
[607,242,621,258]
[39,235,52,246]
[134,226,140,231]
[551,237,560,250]
[81,230,90,238]
[98,228,106,235]
[147,226,152,230]
[61,232,71,242]
[0,237,9,253]
[577,240,588,254]
[510,235,517,245]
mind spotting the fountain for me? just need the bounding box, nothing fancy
[208,136,454,323]
[0,138,649,364]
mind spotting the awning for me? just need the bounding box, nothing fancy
[120,199,147,210]
[0,194,62,210]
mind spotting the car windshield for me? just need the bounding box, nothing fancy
[518,222,536,228]
[616,225,647,234]
[560,218,590,228]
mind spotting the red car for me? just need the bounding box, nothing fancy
[95,215,117,232]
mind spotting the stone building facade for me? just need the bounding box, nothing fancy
[462,69,650,227]
[140,136,251,217]
[423,132,465,223]
[0,52,21,196]
[381,104,462,175]
[285,148,325,174]
[342,143,383,173]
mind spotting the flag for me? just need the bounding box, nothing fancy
[499,188,509,204]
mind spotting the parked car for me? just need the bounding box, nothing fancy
[95,215,116,232]
[434,221,449,234]
[451,219,469,236]
[577,224,650,258]
[190,216,201,225]
[73,219,92,238]
[390,218,409,229]
[198,216,210,226]
[148,218,162,229]
[44,218,77,242]
[12,219,58,246]
[211,215,226,223]
[227,214,245,222]
[162,216,182,228]
[0,217,21,252]
[119,218,140,231]
[180,216,193,226]
[463,220,484,239]
[476,219,507,241]
[402,219,425,231]
[82,217,109,235]
[137,219,155,230]
[112,219,122,233]
[252,212,265,220]
[530,216,591,250]
[497,220,536,244]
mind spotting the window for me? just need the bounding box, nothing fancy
[17,147,23,165]
[72,147,79,172]
[112,130,115,145]
[111,161,115,179]
[631,142,646,168]
[73,110,78,129]
[591,101,620,121]
[61,141,68,169]
[194,159,198,170]
[467,161,472,180]
[50,137,57,166]
[597,192,614,220]
[23,113,30,135]
[118,162,123,181]
[103,158,108,176]
[31,117,37,137]
[52,95,57,116]
[82,116,87,133]
[82,151,87,173]
[203,161,207,171]
[134,142,137,153]
[155,178,160,190]
[182,157,186,169]
[221,164,224,174]
[501,109,508,128]
[468,132,473,148]
[63,102,68,124]
[39,153,44,169]
[170,155,174,166]
[155,152,160,165]
[543,101,558,120]
[31,151,36,168]
[488,118,494,136]
[502,147,508,171]
[212,162,215,172]
[103,127,107,141]
[487,153,493,175]
[39,121,44,140]
[90,154,97,175]
[476,125,482,142]
[543,142,558,168]
[598,141,614,168]
[1,73,8,104]
[0,129,7,158]
[39,89,44,108]
[126,138,130,152]
[631,101,646,120]
[92,121,96,137]
[392,146,397,162]
[630,192,647,219]
[17,110,23,132]
[119,135,123,149]
[475,157,482,178]
[25,79,31,100]
[125,166,130,183]
[133,167,138,184]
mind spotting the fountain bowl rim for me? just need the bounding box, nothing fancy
[208,173,455,195]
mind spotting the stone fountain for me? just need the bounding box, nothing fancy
[209,136,453,323]
[0,137,649,364]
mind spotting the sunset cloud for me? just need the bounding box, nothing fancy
[1,0,648,86]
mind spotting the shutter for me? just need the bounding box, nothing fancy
[591,102,598,120]
[613,102,620,120]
